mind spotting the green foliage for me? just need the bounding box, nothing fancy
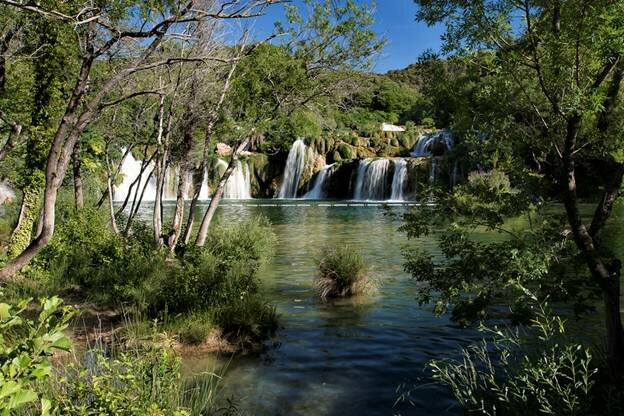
[0,297,74,415]
[35,207,164,306]
[314,244,371,299]
[167,312,214,345]
[427,304,598,416]
[146,217,278,346]
[56,344,187,415]
[211,296,278,347]
[402,170,599,325]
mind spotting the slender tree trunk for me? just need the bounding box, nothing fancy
[153,93,167,247]
[72,141,84,209]
[195,139,249,246]
[169,125,195,251]
[125,168,154,235]
[105,154,119,234]
[561,115,624,373]
[6,188,39,258]
[96,145,132,208]
[182,62,238,243]
[182,168,204,244]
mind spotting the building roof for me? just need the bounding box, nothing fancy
[381,123,405,132]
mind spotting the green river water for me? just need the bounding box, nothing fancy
[140,200,623,416]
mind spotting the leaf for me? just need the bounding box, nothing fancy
[41,398,52,416]
[7,388,38,408]
[0,304,10,321]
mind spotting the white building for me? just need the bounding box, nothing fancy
[381,123,405,132]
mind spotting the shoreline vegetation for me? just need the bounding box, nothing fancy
[2,0,624,414]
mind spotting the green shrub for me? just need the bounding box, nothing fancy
[35,207,166,306]
[168,312,214,345]
[149,217,276,314]
[427,304,598,416]
[211,295,278,348]
[0,297,74,415]
[56,343,187,415]
[314,245,371,299]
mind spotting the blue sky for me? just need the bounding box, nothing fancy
[368,0,445,72]
[248,0,444,74]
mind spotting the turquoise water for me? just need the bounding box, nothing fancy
[150,201,479,416]
[140,200,620,415]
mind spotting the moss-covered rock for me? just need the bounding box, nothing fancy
[337,143,355,160]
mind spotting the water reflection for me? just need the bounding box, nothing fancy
[136,202,493,415]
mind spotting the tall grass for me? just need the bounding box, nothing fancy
[314,244,371,299]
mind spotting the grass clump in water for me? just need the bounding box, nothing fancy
[314,244,371,299]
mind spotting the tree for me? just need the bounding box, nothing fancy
[410,0,624,371]
[192,0,384,245]
[0,0,281,279]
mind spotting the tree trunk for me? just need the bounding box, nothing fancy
[195,139,249,246]
[168,125,195,251]
[152,93,169,247]
[6,188,39,259]
[182,168,204,244]
[561,115,624,373]
[96,146,132,208]
[72,141,84,209]
[105,154,119,234]
[182,62,238,244]
[124,168,154,236]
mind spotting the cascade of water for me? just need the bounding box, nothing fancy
[410,130,454,157]
[278,139,307,199]
[303,164,334,199]
[390,159,408,201]
[114,149,156,201]
[354,159,391,200]
[163,167,179,200]
[451,161,459,188]
[430,158,438,185]
[186,169,211,200]
[198,169,211,199]
[0,181,14,205]
[216,159,252,199]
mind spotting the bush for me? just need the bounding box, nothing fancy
[143,217,278,348]
[168,312,214,345]
[35,207,165,306]
[211,295,278,348]
[0,296,236,415]
[57,345,185,415]
[0,297,74,415]
[148,217,276,314]
[426,304,598,416]
[314,245,371,299]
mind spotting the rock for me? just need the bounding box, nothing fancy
[216,143,232,156]
[337,143,354,160]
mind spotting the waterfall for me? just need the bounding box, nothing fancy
[114,149,156,201]
[430,158,438,185]
[278,139,307,199]
[451,161,459,188]
[410,130,454,157]
[216,159,252,199]
[354,159,391,200]
[303,164,334,199]
[186,169,211,200]
[390,159,408,201]
[114,150,212,201]
[0,181,14,205]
